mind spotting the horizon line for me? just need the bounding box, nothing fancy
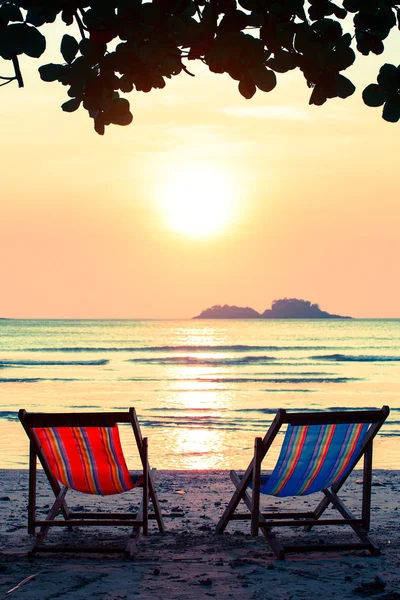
[2,317,400,321]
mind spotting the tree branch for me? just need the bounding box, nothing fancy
[78,7,89,27]
[11,56,24,88]
[0,78,15,87]
[75,11,86,39]
[182,64,195,77]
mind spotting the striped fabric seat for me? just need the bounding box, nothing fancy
[258,422,369,497]
[33,425,140,496]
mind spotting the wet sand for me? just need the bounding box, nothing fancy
[0,469,399,599]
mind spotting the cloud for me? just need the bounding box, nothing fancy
[220,105,308,120]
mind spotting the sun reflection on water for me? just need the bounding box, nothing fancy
[169,426,228,469]
[161,339,233,466]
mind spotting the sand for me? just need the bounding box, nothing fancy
[0,469,399,600]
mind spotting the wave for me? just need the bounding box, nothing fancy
[118,375,356,384]
[137,417,277,431]
[147,405,400,414]
[262,389,315,393]
[127,355,276,365]
[0,409,398,435]
[235,406,391,414]
[312,354,400,362]
[68,405,103,409]
[17,344,354,353]
[192,377,358,384]
[0,359,109,367]
[0,411,19,421]
[0,378,81,383]
[131,415,400,434]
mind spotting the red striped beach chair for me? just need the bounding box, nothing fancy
[216,406,389,559]
[19,408,165,555]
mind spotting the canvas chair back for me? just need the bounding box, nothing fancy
[260,422,370,497]
[32,424,139,495]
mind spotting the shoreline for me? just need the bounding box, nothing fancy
[1,469,399,599]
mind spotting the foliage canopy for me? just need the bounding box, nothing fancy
[1,0,400,134]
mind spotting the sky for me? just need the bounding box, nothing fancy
[1,17,400,319]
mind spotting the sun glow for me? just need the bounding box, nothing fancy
[158,162,237,238]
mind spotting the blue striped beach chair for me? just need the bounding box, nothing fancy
[19,408,165,555]
[216,407,389,559]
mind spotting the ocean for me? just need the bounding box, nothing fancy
[1,319,399,470]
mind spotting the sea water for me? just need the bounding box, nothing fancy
[0,319,399,470]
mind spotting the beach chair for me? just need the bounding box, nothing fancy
[19,408,165,555]
[216,406,389,559]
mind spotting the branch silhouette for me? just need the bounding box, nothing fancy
[1,0,399,134]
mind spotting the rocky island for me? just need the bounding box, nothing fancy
[193,298,351,319]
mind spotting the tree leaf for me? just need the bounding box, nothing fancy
[61,34,79,64]
[68,83,84,98]
[382,97,400,123]
[334,74,355,98]
[250,65,276,92]
[61,8,74,26]
[0,23,46,59]
[238,74,256,99]
[238,0,259,10]
[343,0,361,12]
[313,19,342,43]
[0,23,25,58]
[94,113,105,135]
[61,98,81,112]
[26,5,59,27]
[79,38,105,65]
[22,24,46,58]
[267,50,297,73]
[309,84,327,106]
[0,3,23,23]
[377,63,400,91]
[39,63,64,82]
[328,45,355,71]
[152,72,166,89]
[219,10,249,33]
[109,110,133,126]
[362,83,387,107]
[119,74,134,93]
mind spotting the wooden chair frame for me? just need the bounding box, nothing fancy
[216,406,390,559]
[19,408,165,556]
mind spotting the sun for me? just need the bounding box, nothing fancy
[158,162,237,238]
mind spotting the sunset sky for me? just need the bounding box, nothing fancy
[1,20,400,319]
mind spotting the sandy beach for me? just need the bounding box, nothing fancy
[0,469,399,599]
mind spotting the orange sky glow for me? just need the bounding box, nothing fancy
[1,21,400,319]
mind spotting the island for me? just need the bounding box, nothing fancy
[193,298,351,319]
[193,305,261,319]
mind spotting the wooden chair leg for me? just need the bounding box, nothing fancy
[125,467,157,557]
[324,488,380,555]
[28,441,37,535]
[149,469,165,533]
[142,437,149,536]
[304,475,348,531]
[125,502,144,557]
[216,469,253,534]
[251,438,262,537]
[362,442,373,532]
[216,412,284,535]
[264,529,286,560]
[130,409,165,533]
[230,470,286,559]
[30,487,69,555]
